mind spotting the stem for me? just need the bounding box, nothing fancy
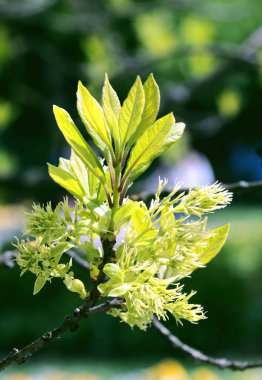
[109,164,115,189]
[107,162,122,235]
[102,182,113,208]
[119,181,129,205]
[111,163,121,213]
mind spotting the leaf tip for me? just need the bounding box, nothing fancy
[53,104,59,114]
[77,80,86,95]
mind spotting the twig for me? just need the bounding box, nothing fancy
[131,180,262,203]
[0,298,122,372]
[0,251,17,269]
[223,180,262,192]
[152,317,262,371]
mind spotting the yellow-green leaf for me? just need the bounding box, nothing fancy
[113,201,139,231]
[103,263,122,280]
[102,74,121,155]
[48,163,85,199]
[173,224,231,281]
[124,113,175,182]
[53,105,105,181]
[127,73,160,148]
[77,81,113,161]
[108,283,132,297]
[198,224,230,265]
[119,76,145,149]
[69,150,89,195]
[64,275,87,299]
[158,122,185,155]
[33,274,46,295]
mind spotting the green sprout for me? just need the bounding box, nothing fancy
[15,74,232,330]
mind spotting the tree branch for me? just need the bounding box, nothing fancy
[223,180,262,192]
[0,298,122,372]
[131,180,262,203]
[0,251,17,269]
[152,317,262,371]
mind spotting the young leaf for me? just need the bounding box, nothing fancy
[198,224,230,265]
[69,150,89,196]
[113,201,139,231]
[123,113,175,183]
[53,106,105,182]
[59,157,71,173]
[33,274,46,295]
[51,242,74,264]
[77,81,113,162]
[108,283,132,297]
[103,263,122,280]
[102,74,121,155]
[173,224,231,281]
[127,73,160,149]
[64,275,87,299]
[119,76,145,150]
[158,122,185,156]
[48,164,85,199]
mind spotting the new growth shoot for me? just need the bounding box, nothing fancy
[16,74,232,330]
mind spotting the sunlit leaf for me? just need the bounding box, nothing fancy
[158,121,185,156]
[124,113,175,182]
[198,224,230,265]
[103,263,122,279]
[48,164,85,199]
[102,74,121,155]
[77,81,113,161]
[53,105,105,181]
[108,283,132,297]
[113,201,139,231]
[119,76,145,149]
[127,73,160,148]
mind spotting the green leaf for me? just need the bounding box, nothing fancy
[127,73,160,149]
[173,224,231,281]
[119,76,145,149]
[33,274,46,295]
[77,81,113,161]
[103,263,122,280]
[158,122,185,155]
[53,105,105,182]
[58,157,71,172]
[51,242,74,264]
[69,150,93,197]
[64,275,87,299]
[113,201,139,231]
[48,164,85,199]
[124,113,175,183]
[108,283,132,297]
[198,224,230,265]
[54,151,101,201]
[102,74,121,155]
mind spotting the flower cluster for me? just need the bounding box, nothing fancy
[98,180,232,329]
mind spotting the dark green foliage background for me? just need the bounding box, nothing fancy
[0,0,261,362]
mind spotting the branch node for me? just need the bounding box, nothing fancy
[10,348,19,354]
[73,308,82,317]
[42,332,52,341]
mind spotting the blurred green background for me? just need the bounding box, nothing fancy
[0,0,261,378]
